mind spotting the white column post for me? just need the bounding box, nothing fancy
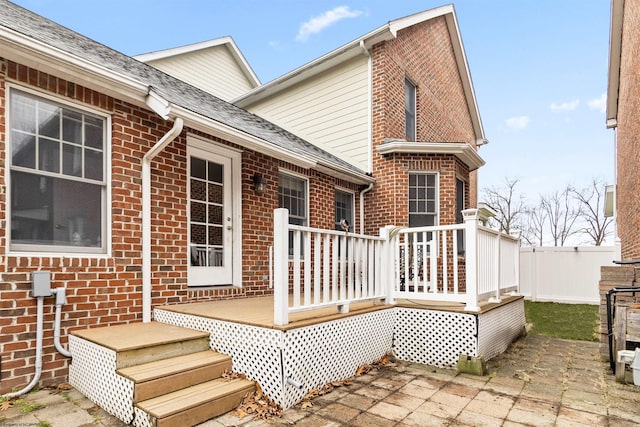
[509,229,522,295]
[273,208,289,325]
[380,226,396,305]
[462,209,480,312]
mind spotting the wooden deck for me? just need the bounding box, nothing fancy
[156,294,523,331]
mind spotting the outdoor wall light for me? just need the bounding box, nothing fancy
[252,173,266,194]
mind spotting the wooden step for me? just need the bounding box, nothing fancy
[117,351,233,402]
[71,322,210,368]
[137,377,255,427]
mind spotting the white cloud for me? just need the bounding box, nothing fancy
[296,6,363,42]
[505,116,530,130]
[549,99,579,112]
[587,92,606,113]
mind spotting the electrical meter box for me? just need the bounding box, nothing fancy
[32,271,52,297]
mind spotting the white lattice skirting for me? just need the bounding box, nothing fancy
[155,308,395,409]
[68,335,135,424]
[68,299,525,424]
[156,300,524,409]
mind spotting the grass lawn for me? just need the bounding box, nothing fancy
[524,300,599,341]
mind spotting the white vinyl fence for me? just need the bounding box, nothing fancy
[519,245,620,304]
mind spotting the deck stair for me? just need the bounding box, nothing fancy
[70,321,254,427]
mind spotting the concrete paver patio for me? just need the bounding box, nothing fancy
[1,334,638,426]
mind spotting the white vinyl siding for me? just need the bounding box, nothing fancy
[246,56,370,172]
[145,45,255,101]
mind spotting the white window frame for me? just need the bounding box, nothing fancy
[6,84,112,257]
[408,171,439,227]
[405,78,417,142]
[334,187,355,232]
[278,170,309,227]
[278,170,309,258]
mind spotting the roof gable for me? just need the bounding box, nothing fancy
[134,37,261,100]
[0,0,371,183]
[234,4,486,145]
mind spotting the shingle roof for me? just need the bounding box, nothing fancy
[0,0,368,178]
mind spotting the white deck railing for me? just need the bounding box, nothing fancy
[272,208,520,325]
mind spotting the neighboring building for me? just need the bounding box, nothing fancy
[0,0,487,394]
[607,0,640,259]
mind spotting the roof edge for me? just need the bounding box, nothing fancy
[376,140,485,171]
[607,0,624,127]
[0,25,148,106]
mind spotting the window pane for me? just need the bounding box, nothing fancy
[38,103,60,138]
[84,116,104,149]
[208,183,222,204]
[11,171,102,247]
[191,179,206,201]
[191,201,206,223]
[11,92,36,133]
[208,205,222,225]
[62,110,83,144]
[190,224,206,245]
[85,149,103,180]
[39,137,60,173]
[12,131,36,168]
[191,157,206,179]
[62,143,82,177]
[208,162,223,183]
[209,225,223,246]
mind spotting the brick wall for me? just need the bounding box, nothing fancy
[367,16,478,234]
[616,0,640,260]
[0,59,361,392]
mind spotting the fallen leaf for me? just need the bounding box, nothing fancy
[1,400,13,411]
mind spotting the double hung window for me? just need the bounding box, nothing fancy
[278,172,308,255]
[334,189,354,232]
[9,89,107,253]
[405,79,417,141]
[408,173,437,228]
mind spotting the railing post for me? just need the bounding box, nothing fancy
[462,209,480,312]
[380,226,395,305]
[509,229,522,295]
[273,208,289,325]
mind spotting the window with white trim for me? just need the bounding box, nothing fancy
[405,79,416,142]
[409,173,437,228]
[9,89,107,253]
[278,172,308,255]
[334,189,354,232]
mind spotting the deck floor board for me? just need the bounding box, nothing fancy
[156,295,522,330]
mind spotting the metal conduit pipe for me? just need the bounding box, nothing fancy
[2,297,45,398]
[52,288,71,358]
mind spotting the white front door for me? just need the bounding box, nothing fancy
[188,146,234,286]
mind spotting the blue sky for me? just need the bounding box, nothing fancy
[12,0,614,202]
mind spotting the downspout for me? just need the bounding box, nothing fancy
[359,183,374,234]
[142,117,183,322]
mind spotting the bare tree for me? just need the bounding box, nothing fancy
[522,200,547,246]
[541,187,582,246]
[481,178,527,234]
[570,178,613,246]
